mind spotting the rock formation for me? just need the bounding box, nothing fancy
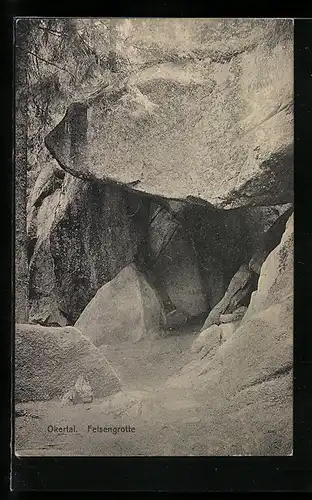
[74,263,166,346]
[15,324,121,403]
[45,19,293,209]
[147,205,209,318]
[15,18,294,458]
[201,204,292,331]
[244,213,293,321]
[183,213,293,455]
[27,152,290,329]
[62,374,94,405]
[201,263,256,330]
[27,169,142,325]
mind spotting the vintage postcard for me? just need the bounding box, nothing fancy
[14,18,293,457]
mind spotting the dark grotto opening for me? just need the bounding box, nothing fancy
[121,187,293,334]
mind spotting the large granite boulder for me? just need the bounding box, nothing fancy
[74,263,165,346]
[15,324,121,403]
[45,19,293,209]
[28,171,142,325]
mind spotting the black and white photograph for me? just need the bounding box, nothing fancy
[14,17,294,457]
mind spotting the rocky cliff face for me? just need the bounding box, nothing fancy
[45,19,293,209]
[16,18,293,457]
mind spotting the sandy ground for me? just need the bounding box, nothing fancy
[14,320,292,457]
[15,327,207,456]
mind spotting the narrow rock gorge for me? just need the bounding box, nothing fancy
[15,18,293,457]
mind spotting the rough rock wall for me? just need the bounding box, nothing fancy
[244,213,293,320]
[28,164,141,325]
[45,19,293,209]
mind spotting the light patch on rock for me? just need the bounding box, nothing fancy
[220,321,241,343]
[62,375,93,405]
[219,306,247,324]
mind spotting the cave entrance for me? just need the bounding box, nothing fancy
[129,191,293,333]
